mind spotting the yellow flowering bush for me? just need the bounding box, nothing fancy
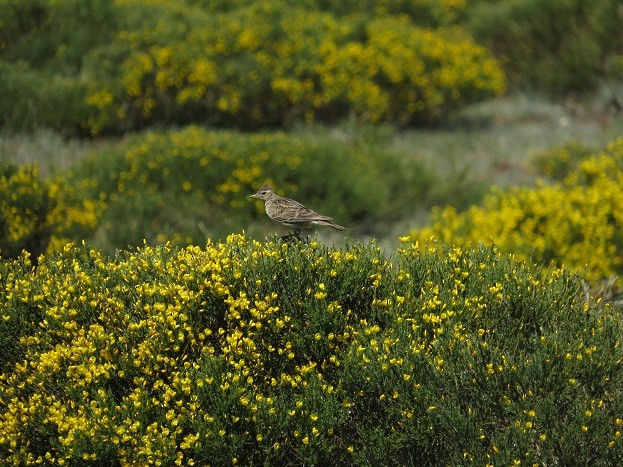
[0,163,50,260]
[409,138,623,283]
[0,163,104,261]
[85,0,505,133]
[5,0,621,134]
[1,236,621,464]
[0,164,102,258]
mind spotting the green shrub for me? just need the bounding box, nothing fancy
[0,0,117,133]
[0,237,621,465]
[410,138,623,283]
[0,0,117,72]
[468,0,623,94]
[0,60,90,133]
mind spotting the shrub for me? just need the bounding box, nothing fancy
[330,0,467,26]
[0,237,621,465]
[467,0,623,94]
[85,0,505,133]
[0,162,105,261]
[0,0,117,72]
[0,163,51,260]
[0,0,117,133]
[409,138,623,283]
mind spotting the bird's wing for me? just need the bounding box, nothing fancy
[272,197,334,224]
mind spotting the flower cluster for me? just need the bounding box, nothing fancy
[410,138,623,284]
[1,235,621,465]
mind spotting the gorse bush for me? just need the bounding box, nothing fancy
[0,162,104,261]
[87,1,504,133]
[0,0,505,134]
[410,138,623,283]
[0,237,621,465]
[3,0,620,134]
[0,123,444,257]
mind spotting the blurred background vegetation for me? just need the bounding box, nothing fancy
[1,0,623,285]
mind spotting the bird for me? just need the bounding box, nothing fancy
[250,184,345,240]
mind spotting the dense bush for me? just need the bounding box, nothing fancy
[0,238,621,465]
[0,0,505,134]
[467,0,623,94]
[0,162,103,262]
[410,138,623,283]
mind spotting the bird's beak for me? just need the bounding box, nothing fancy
[249,194,258,199]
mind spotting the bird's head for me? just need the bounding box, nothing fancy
[249,184,275,201]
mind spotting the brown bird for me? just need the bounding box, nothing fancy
[250,184,345,239]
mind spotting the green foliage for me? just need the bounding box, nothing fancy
[410,138,623,283]
[203,0,468,26]
[1,237,621,464]
[66,125,436,252]
[0,252,41,374]
[3,0,621,134]
[0,0,117,133]
[467,0,623,94]
[0,0,117,72]
[0,61,90,134]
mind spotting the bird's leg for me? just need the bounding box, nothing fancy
[280,229,297,242]
[292,228,308,243]
[280,228,304,243]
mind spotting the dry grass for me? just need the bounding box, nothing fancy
[391,93,623,190]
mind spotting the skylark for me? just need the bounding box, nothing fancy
[250,184,345,239]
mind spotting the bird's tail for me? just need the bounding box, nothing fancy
[318,220,346,231]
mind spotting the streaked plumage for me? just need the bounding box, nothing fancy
[250,184,345,234]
